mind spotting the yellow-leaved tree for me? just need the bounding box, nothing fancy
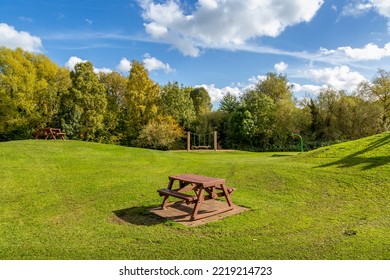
[122,60,161,145]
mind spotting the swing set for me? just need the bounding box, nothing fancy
[187,131,218,151]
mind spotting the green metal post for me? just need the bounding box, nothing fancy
[292,133,304,152]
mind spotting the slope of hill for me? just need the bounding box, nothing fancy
[303,132,390,170]
[0,138,389,260]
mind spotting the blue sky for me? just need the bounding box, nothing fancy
[1,0,390,108]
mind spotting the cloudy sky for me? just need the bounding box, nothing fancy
[1,0,390,108]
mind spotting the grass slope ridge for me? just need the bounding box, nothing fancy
[0,138,389,260]
[303,132,390,170]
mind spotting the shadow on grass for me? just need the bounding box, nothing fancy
[271,154,295,157]
[318,134,390,170]
[112,206,165,226]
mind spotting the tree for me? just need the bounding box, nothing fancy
[99,71,128,143]
[30,53,71,129]
[251,72,296,148]
[241,90,275,148]
[60,61,107,140]
[160,81,196,129]
[0,47,37,139]
[227,107,255,148]
[358,69,390,131]
[122,60,161,144]
[219,92,239,113]
[314,87,341,141]
[190,87,212,116]
[307,98,324,140]
[255,72,293,104]
[189,87,213,134]
[333,95,381,139]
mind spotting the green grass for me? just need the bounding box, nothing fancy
[0,133,389,260]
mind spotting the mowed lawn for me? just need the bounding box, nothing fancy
[0,133,389,260]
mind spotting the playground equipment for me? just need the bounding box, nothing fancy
[292,132,304,152]
[187,131,218,151]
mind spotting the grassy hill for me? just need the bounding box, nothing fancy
[0,134,389,260]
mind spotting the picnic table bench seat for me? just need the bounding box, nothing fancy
[157,186,235,203]
[157,188,198,204]
[215,185,236,194]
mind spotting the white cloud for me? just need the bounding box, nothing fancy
[342,0,390,29]
[308,65,366,91]
[341,1,373,17]
[274,61,288,73]
[372,0,390,17]
[142,53,174,73]
[247,75,267,85]
[18,17,33,23]
[195,83,241,103]
[94,67,112,74]
[139,0,324,56]
[0,23,42,52]
[65,56,112,74]
[65,56,87,71]
[371,0,390,30]
[116,55,174,74]
[116,57,132,73]
[339,43,390,60]
[291,83,323,95]
[320,42,390,60]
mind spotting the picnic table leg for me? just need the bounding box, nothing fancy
[219,184,234,207]
[161,179,174,209]
[190,188,205,220]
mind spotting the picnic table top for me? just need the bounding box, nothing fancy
[169,173,225,187]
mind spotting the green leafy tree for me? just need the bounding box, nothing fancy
[30,54,71,129]
[99,71,128,143]
[333,95,381,139]
[219,92,239,113]
[190,87,212,116]
[60,61,107,140]
[227,107,255,148]
[307,98,324,140]
[251,72,296,148]
[358,69,390,131]
[161,81,196,129]
[189,87,213,134]
[316,87,342,140]
[255,72,293,104]
[241,90,276,148]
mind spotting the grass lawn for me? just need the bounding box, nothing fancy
[0,133,389,260]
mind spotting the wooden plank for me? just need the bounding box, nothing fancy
[169,174,225,187]
[157,188,197,202]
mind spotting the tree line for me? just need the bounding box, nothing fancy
[1,47,389,151]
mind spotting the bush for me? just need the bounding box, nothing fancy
[136,116,184,150]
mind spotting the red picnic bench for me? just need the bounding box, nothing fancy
[33,128,66,140]
[157,174,236,221]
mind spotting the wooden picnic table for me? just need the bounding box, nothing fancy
[157,174,235,221]
[33,128,66,140]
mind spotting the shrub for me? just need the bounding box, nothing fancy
[137,116,184,150]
